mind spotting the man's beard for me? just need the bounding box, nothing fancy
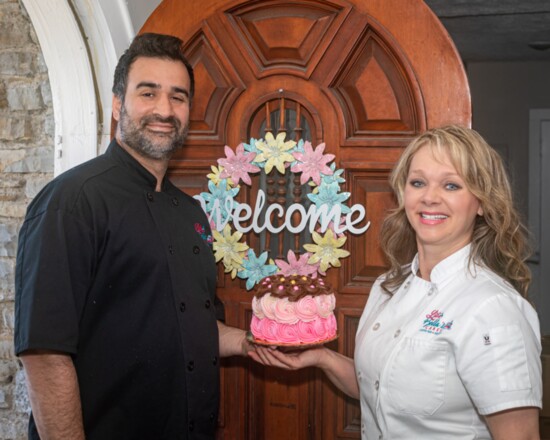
[118,104,189,160]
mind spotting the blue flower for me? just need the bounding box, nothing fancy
[307,184,351,214]
[200,179,240,223]
[320,163,345,186]
[237,249,278,290]
[245,138,265,169]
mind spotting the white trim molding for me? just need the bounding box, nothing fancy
[73,0,126,153]
[22,0,98,175]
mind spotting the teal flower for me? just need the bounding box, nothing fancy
[237,249,278,290]
[310,163,345,193]
[200,179,240,224]
[307,184,351,214]
[244,138,265,169]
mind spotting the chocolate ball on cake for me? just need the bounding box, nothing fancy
[250,274,337,345]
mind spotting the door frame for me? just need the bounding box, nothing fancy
[528,109,550,335]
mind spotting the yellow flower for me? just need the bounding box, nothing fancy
[207,165,234,189]
[213,224,249,278]
[254,132,296,174]
[303,229,350,273]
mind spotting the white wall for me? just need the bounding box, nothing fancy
[468,61,550,212]
[467,61,550,333]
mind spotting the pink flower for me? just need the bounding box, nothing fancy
[218,143,260,185]
[275,250,319,277]
[317,218,347,238]
[291,141,335,185]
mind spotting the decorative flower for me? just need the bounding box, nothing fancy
[254,132,296,174]
[200,179,240,224]
[303,230,350,273]
[310,163,346,193]
[244,138,263,164]
[212,224,249,278]
[207,165,233,189]
[316,218,347,238]
[218,143,260,186]
[289,138,305,167]
[275,250,319,277]
[291,141,334,185]
[307,184,351,214]
[238,249,278,290]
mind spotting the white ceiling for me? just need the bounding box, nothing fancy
[126,0,550,62]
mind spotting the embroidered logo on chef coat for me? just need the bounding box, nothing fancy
[420,309,453,335]
[194,223,214,246]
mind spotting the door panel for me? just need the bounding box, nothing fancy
[141,0,470,438]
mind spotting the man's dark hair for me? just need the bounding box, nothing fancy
[112,33,194,103]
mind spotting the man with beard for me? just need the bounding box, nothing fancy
[15,33,259,440]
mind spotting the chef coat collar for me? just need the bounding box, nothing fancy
[106,139,170,191]
[411,244,473,286]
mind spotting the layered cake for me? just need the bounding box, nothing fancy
[250,275,337,345]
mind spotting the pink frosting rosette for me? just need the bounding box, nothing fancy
[273,297,298,324]
[296,320,323,343]
[251,296,264,319]
[315,294,336,318]
[275,323,300,343]
[258,294,279,320]
[294,295,318,322]
[312,314,337,337]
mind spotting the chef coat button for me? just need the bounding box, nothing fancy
[193,245,200,254]
[428,286,435,296]
[373,322,380,331]
[404,281,410,289]
[187,360,194,371]
[394,329,401,338]
[212,356,218,365]
[179,302,186,312]
[205,299,211,308]
[375,380,379,390]
[188,420,194,431]
[146,192,154,201]
[172,197,179,206]
[169,245,174,255]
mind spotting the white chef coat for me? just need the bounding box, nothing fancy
[354,244,542,439]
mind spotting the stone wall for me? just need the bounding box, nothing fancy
[0,0,54,438]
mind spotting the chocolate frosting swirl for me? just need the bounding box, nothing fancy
[254,274,335,302]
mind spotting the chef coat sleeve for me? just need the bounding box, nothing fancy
[15,207,94,356]
[455,293,542,415]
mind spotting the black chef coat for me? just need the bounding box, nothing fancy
[15,140,223,439]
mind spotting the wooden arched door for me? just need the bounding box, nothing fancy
[142,1,470,438]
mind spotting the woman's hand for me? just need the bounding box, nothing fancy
[249,346,327,370]
[249,345,360,399]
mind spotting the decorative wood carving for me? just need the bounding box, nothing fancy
[181,25,245,145]
[224,0,351,78]
[336,308,362,437]
[330,24,424,142]
[339,164,396,294]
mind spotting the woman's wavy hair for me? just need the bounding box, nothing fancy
[380,125,532,297]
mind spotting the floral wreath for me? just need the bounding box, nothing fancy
[200,132,352,290]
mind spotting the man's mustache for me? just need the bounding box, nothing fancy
[141,114,181,130]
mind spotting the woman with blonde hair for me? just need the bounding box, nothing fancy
[252,125,542,439]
